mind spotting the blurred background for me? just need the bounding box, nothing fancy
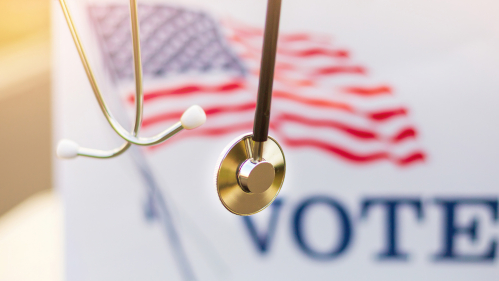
[0,0,60,280]
[0,0,51,215]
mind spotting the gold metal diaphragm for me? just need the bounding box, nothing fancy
[215,133,286,216]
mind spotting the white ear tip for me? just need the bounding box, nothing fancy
[181,105,206,130]
[57,139,80,159]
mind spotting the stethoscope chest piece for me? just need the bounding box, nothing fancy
[215,0,285,216]
[215,133,285,216]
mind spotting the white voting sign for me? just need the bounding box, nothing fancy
[53,0,499,280]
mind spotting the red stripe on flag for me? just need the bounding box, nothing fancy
[226,23,330,44]
[142,102,256,128]
[273,90,354,112]
[273,90,407,122]
[204,102,255,116]
[313,66,367,76]
[274,113,378,140]
[233,42,348,59]
[192,122,254,137]
[147,122,254,151]
[396,152,426,166]
[228,34,346,59]
[280,33,328,43]
[142,111,182,128]
[369,108,408,121]
[278,137,425,166]
[392,127,417,143]
[280,137,389,162]
[342,86,392,96]
[130,80,246,103]
[279,48,349,59]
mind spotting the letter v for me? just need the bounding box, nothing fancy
[242,198,284,254]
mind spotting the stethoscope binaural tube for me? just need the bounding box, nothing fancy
[56,0,206,159]
[215,0,286,216]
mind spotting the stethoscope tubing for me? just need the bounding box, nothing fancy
[253,0,282,143]
[58,0,186,158]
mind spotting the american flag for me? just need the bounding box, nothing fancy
[88,3,425,166]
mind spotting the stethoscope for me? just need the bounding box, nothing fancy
[56,0,285,216]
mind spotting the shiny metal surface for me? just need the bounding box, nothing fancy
[237,160,275,194]
[57,0,187,158]
[78,123,183,158]
[215,133,285,216]
[252,141,264,162]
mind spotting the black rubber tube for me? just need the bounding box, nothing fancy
[252,0,282,142]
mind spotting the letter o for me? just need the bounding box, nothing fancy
[293,196,352,260]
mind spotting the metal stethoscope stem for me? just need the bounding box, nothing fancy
[57,0,206,159]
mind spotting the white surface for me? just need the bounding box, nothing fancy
[0,191,63,281]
